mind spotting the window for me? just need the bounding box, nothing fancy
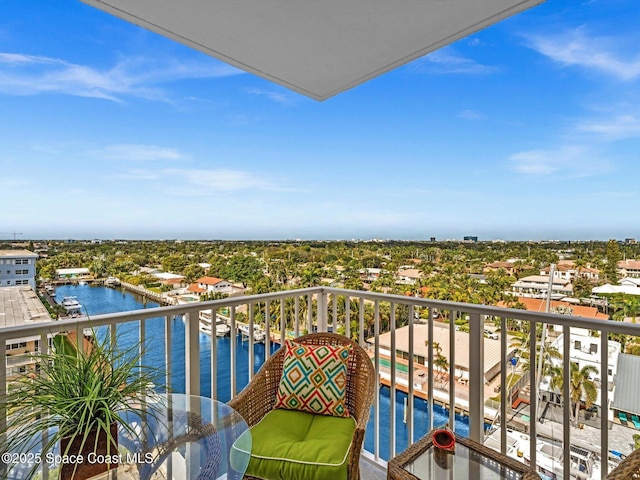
[16,280,29,285]
[8,342,27,350]
[574,340,581,350]
[589,344,598,354]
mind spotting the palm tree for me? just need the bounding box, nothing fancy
[554,362,599,423]
[425,341,449,386]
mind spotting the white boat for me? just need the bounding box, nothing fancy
[61,296,83,315]
[238,323,265,343]
[105,276,120,287]
[485,427,612,480]
[199,311,231,337]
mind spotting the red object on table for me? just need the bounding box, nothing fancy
[432,429,455,451]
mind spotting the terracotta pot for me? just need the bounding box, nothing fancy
[59,423,119,480]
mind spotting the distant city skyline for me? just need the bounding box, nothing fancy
[1,1,639,241]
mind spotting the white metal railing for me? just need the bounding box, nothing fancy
[1,286,640,480]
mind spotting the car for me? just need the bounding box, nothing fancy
[484,329,499,340]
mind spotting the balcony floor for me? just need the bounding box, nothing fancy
[361,457,387,480]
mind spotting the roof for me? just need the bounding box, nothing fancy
[153,272,185,280]
[498,297,608,320]
[0,286,52,328]
[612,353,640,416]
[593,284,640,296]
[187,284,205,293]
[397,268,422,279]
[515,275,570,285]
[618,260,640,270]
[372,323,511,375]
[80,0,546,101]
[0,249,38,258]
[485,261,515,269]
[196,276,226,285]
[56,267,90,275]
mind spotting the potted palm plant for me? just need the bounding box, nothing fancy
[1,327,165,480]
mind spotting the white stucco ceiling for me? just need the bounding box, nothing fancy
[81,0,546,101]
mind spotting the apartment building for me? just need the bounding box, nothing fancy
[0,286,52,380]
[0,249,39,290]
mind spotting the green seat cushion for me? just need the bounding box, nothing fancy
[232,409,356,480]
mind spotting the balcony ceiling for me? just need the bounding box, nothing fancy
[81,0,545,101]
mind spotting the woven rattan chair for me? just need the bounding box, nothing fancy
[228,332,375,480]
[607,447,640,479]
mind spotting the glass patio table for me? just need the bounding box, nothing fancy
[387,431,540,480]
[4,394,251,480]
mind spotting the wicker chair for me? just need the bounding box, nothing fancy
[607,447,640,479]
[227,332,376,480]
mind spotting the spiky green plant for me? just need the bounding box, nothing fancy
[1,328,165,479]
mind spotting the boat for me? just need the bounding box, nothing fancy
[199,311,231,337]
[238,323,266,343]
[484,426,614,480]
[61,296,83,316]
[104,276,120,287]
[44,284,55,295]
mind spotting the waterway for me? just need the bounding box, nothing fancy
[55,284,470,459]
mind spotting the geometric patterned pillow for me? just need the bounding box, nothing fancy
[274,340,351,418]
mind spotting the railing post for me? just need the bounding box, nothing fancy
[317,290,328,333]
[469,312,484,442]
[184,311,200,396]
[0,339,6,479]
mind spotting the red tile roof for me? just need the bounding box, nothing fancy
[195,276,225,285]
[498,297,608,320]
[187,284,205,293]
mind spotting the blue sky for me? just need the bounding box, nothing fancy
[1,0,639,241]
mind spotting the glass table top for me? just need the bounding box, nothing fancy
[4,394,251,480]
[404,441,525,480]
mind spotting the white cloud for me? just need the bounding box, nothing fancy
[0,177,30,188]
[576,114,640,141]
[526,28,640,81]
[409,47,497,75]
[244,87,298,104]
[115,169,160,180]
[458,109,485,120]
[0,52,243,102]
[95,144,185,162]
[509,145,611,177]
[164,168,273,191]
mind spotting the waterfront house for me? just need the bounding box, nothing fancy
[372,322,515,386]
[55,267,92,282]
